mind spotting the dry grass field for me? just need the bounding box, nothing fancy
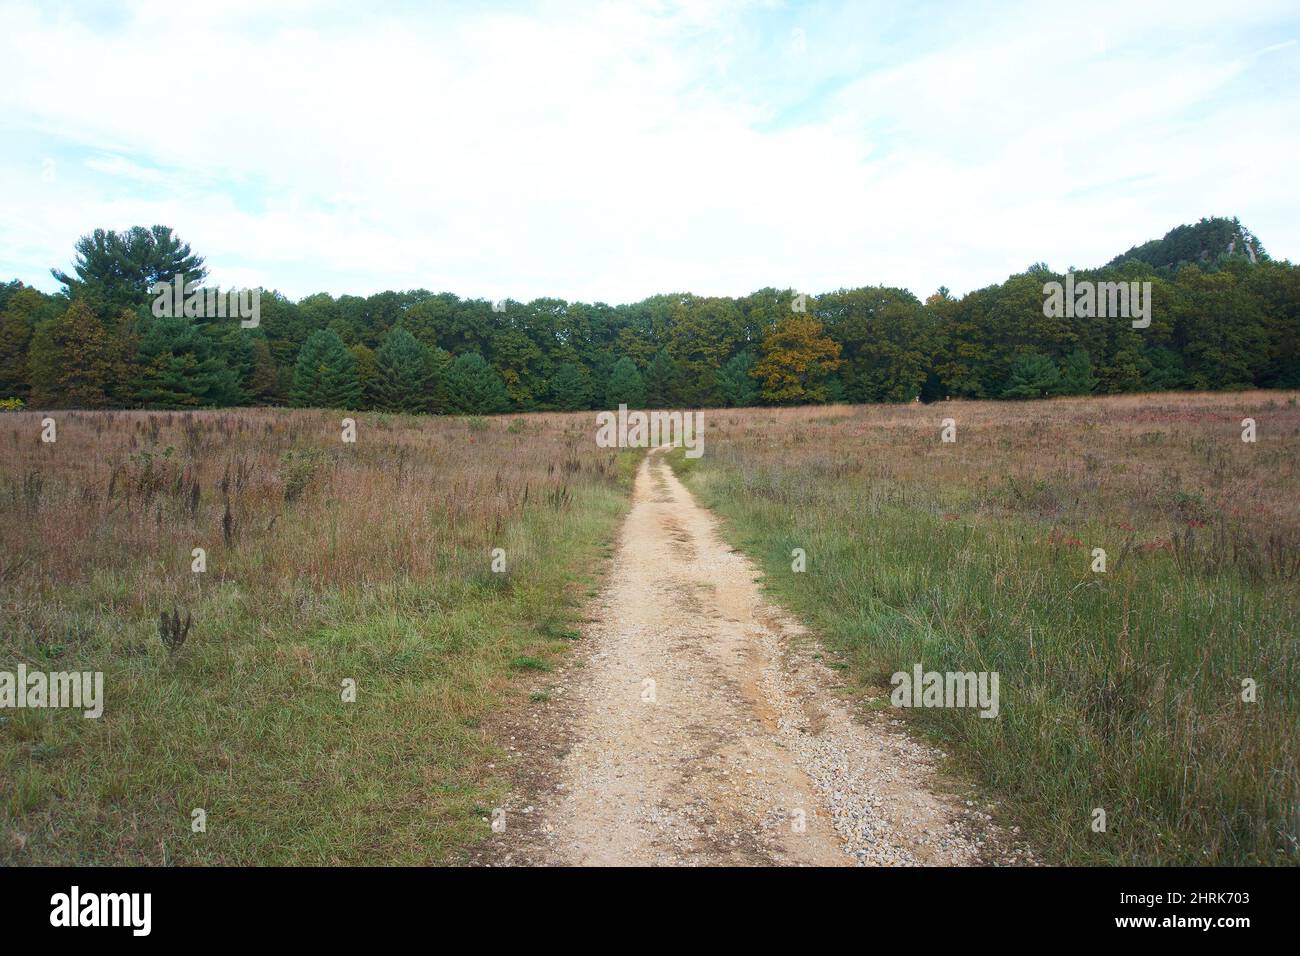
[0,408,634,863]
[2,392,1296,866]
[671,390,1299,864]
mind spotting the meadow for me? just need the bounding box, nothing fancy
[670,391,1299,865]
[2,392,1296,866]
[0,408,634,864]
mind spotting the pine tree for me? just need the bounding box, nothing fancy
[52,225,206,310]
[1059,349,1098,395]
[643,350,681,408]
[135,316,246,408]
[372,327,431,413]
[424,346,453,414]
[291,329,362,409]
[209,322,256,406]
[604,356,645,407]
[445,352,508,414]
[1001,352,1063,399]
[718,352,759,407]
[549,362,592,410]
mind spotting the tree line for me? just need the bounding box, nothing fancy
[1,217,1295,414]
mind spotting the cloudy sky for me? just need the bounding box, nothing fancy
[1,0,1297,305]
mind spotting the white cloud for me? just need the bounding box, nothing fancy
[0,0,1297,302]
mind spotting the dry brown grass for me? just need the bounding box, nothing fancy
[0,407,633,864]
[675,390,1299,864]
[2,408,620,599]
[700,391,1299,544]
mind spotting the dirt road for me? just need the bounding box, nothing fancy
[481,448,1029,866]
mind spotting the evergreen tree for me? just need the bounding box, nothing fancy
[1001,352,1063,399]
[135,316,246,408]
[52,225,205,310]
[445,352,508,414]
[291,328,362,409]
[604,356,645,407]
[1143,347,1185,391]
[718,352,759,407]
[210,322,256,404]
[372,327,431,412]
[423,346,453,414]
[1059,349,1098,395]
[549,361,592,410]
[643,349,681,408]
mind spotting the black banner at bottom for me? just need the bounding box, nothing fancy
[0,865,1286,942]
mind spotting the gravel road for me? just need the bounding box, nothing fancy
[478,448,1032,866]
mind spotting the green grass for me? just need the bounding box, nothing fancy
[670,445,1299,866]
[2,449,638,865]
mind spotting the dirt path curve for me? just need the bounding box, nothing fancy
[480,448,1030,866]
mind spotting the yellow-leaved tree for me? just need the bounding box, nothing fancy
[752,314,841,405]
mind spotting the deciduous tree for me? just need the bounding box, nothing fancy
[752,315,841,405]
